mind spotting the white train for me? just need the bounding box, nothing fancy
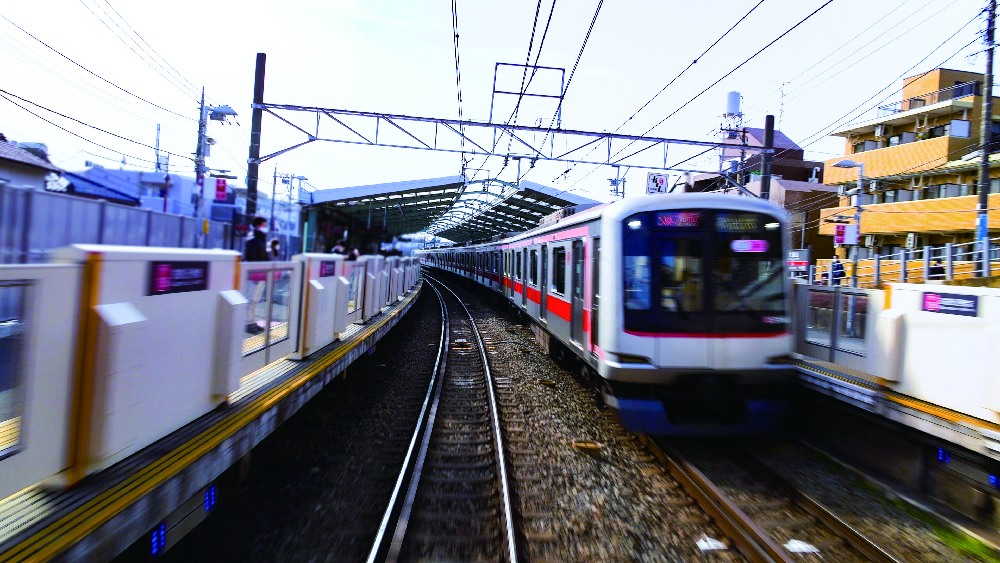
[418,193,794,434]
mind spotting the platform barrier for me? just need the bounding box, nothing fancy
[0,244,421,563]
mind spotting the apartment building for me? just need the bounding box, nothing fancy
[818,67,1000,263]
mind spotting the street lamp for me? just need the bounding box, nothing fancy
[832,159,865,287]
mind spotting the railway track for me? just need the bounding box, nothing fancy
[641,436,902,563]
[366,276,518,563]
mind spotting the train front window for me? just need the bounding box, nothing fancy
[622,209,786,334]
[658,238,702,312]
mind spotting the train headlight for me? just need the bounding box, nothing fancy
[627,220,642,230]
[765,222,780,230]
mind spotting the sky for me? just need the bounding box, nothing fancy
[0,0,987,212]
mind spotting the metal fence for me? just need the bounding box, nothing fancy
[0,185,236,263]
[808,236,1000,287]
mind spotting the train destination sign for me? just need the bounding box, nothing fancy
[922,292,978,317]
[319,261,338,277]
[656,211,700,227]
[148,261,209,296]
[715,213,759,232]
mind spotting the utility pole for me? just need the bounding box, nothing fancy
[155,124,161,172]
[195,88,207,217]
[977,0,996,275]
[247,53,267,219]
[852,163,865,288]
[760,114,775,201]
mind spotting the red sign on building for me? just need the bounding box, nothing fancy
[215,178,227,201]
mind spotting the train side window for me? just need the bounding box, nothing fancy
[529,250,538,285]
[552,246,567,295]
[591,238,600,349]
[516,252,522,280]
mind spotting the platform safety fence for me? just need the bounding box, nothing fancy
[806,236,1000,288]
[0,184,235,264]
[794,284,881,371]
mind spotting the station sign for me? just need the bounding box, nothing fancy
[922,292,978,317]
[834,224,859,246]
[148,261,209,296]
[786,249,810,272]
[214,178,227,201]
[319,261,338,277]
[646,173,669,194]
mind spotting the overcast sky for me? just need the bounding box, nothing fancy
[0,0,985,205]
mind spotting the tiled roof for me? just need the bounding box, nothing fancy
[0,142,60,172]
[64,172,139,205]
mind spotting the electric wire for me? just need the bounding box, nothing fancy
[0,88,193,160]
[76,0,198,101]
[0,14,193,120]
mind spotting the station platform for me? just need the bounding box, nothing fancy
[789,356,1000,460]
[0,282,421,563]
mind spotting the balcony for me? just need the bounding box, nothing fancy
[877,81,980,117]
[823,135,977,184]
[818,193,1000,236]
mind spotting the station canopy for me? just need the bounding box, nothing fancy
[303,175,600,243]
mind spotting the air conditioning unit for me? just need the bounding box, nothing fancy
[874,124,888,137]
[837,186,845,196]
[865,235,875,248]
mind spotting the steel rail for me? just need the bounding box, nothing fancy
[365,282,448,563]
[734,449,903,563]
[639,435,791,563]
[429,275,519,563]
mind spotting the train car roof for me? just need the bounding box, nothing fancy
[424,193,786,251]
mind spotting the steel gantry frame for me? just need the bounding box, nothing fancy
[244,54,761,241]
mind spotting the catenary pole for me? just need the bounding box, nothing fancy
[247,53,266,219]
[977,0,995,274]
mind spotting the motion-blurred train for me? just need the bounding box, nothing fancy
[418,193,794,434]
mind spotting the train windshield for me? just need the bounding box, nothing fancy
[623,210,787,335]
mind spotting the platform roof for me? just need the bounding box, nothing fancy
[302,176,600,242]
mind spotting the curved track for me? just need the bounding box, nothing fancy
[367,276,518,563]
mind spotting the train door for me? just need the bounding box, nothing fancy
[540,244,548,319]
[591,238,600,352]
[522,249,528,307]
[570,240,585,344]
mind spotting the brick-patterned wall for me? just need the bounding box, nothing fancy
[818,193,1000,235]
[824,136,976,184]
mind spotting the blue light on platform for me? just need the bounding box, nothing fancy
[151,523,165,556]
[937,448,950,463]
[204,485,216,511]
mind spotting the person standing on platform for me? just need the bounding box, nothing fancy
[831,256,845,286]
[929,259,945,280]
[244,218,268,262]
[268,239,281,261]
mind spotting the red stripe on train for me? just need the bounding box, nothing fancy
[624,330,789,339]
[526,286,541,304]
[546,295,571,321]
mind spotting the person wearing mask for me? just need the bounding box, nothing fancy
[268,239,281,261]
[333,240,347,255]
[244,218,268,262]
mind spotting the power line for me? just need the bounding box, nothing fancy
[552,0,766,185]
[0,88,193,160]
[98,0,202,95]
[76,0,198,101]
[537,0,604,151]
[0,14,193,121]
